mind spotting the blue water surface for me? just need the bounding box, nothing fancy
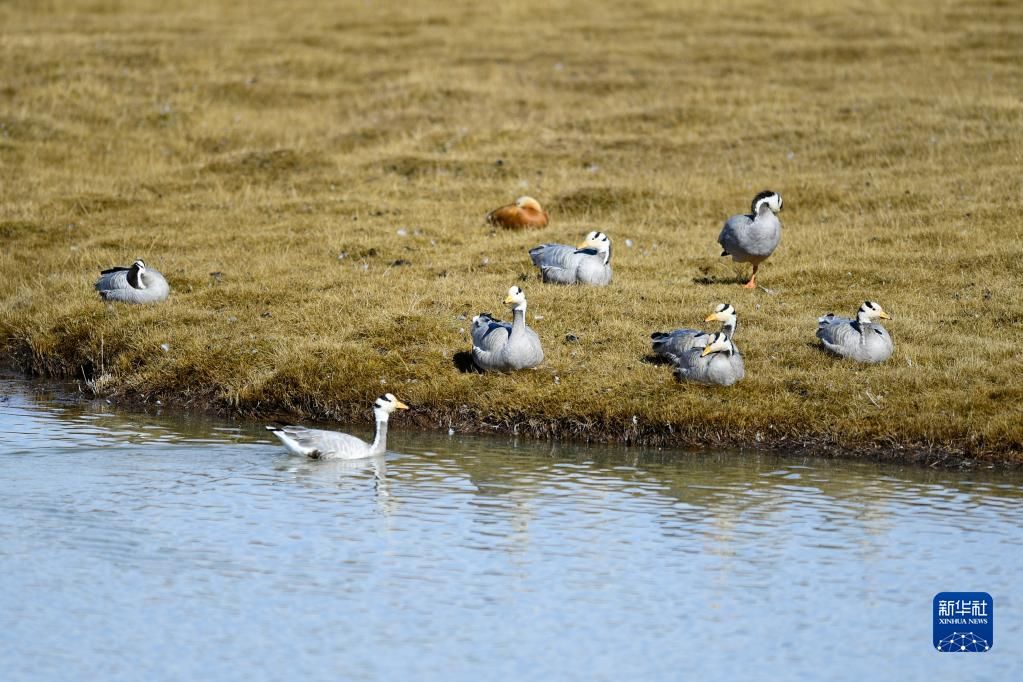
[0,379,1019,681]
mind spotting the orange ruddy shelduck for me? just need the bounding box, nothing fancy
[485,196,549,230]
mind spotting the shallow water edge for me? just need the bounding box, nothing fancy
[5,367,1017,469]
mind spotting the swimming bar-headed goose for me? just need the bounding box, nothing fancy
[471,286,544,372]
[673,332,745,386]
[94,259,170,303]
[266,394,409,460]
[817,301,894,364]
[718,190,783,289]
[486,196,549,230]
[528,231,612,285]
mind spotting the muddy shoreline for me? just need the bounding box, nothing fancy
[5,364,1016,470]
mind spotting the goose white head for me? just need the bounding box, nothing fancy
[578,231,612,263]
[705,302,737,326]
[373,393,409,422]
[701,332,734,357]
[751,190,783,215]
[856,301,891,324]
[503,285,528,312]
[128,259,147,289]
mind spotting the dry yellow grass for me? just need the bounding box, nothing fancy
[1,0,1021,464]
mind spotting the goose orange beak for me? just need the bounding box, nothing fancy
[701,345,714,357]
[879,311,891,320]
[394,400,409,410]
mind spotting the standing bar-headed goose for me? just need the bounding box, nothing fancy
[718,190,783,289]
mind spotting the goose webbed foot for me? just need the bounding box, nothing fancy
[742,264,759,289]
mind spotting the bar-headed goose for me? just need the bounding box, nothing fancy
[528,231,612,285]
[651,303,742,372]
[471,286,544,372]
[817,301,894,364]
[672,332,745,386]
[94,259,170,303]
[718,190,783,288]
[266,394,409,460]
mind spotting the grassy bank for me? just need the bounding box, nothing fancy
[1,0,1021,465]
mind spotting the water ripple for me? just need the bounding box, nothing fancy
[1,378,1023,681]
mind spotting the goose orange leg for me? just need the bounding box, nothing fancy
[742,264,758,289]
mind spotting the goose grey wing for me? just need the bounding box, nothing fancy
[816,316,862,354]
[281,426,367,458]
[816,314,854,340]
[100,266,131,275]
[717,213,754,257]
[651,328,710,363]
[471,313,511,351]
[529,243,584,284]
[471,344,504,372]
[95,269,130,292]
[672,347,712,381]
[818,314,854,326]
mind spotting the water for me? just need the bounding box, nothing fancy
[1,378,1019,681]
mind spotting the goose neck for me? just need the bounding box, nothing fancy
[720,317,737,339]
[370,418,388,455]
[509,307,526,340]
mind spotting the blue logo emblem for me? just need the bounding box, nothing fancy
[933,592,993,652]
